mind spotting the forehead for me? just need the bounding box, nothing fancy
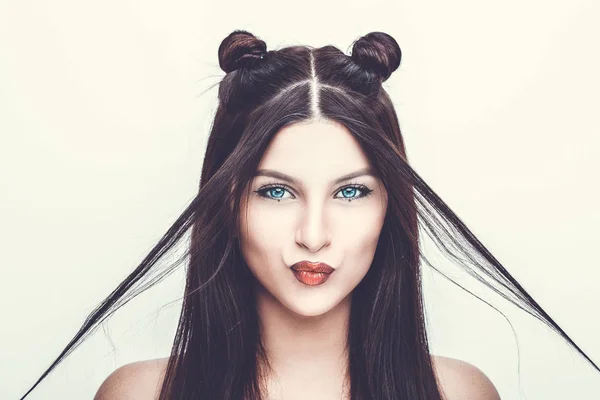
[256,120,372,180]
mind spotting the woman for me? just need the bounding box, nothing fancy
[20,30,598,400]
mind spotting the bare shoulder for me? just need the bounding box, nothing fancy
[94,355,496,399]
[93,357,170,400]
[431,355,501,400]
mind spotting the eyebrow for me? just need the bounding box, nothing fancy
[253,167,377,186]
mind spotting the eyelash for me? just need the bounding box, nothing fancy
[254,180,374,203]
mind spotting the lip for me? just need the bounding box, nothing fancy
[290,261,335,286]
[290,261,335,274]
[291,270,332,286]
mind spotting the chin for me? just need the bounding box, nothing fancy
[286,304,333,318]
[281,295,346,318]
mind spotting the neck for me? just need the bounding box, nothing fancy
[255,285,352,398]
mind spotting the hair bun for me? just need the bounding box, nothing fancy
[350,32,402,82]
[218,30,267,73]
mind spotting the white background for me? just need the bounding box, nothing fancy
[1,0,599,399]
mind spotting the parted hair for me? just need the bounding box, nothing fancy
[20,29,599,400]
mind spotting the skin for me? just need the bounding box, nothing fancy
[94,120,501,399]
[93,355,501,400]
[237,119,388,399]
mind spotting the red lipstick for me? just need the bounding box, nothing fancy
[290,261,335,286]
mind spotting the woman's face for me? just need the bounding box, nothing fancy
[238,119,388,317]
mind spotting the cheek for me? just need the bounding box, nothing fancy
[240,201,289,246]
[336,203,385,245]
[238,201,288,274]
[239,196,386,271]
[335,206,386,276]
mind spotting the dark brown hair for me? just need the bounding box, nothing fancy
[20,29,599,400]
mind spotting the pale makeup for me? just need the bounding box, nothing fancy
[237,119,388,399]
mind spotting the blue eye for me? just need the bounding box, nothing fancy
[266,187,286,199]
[254,183,373,202]
[340,187,358,199]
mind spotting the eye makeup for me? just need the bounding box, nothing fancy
[253,179,374,203]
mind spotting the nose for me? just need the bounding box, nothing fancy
[295,202,332,253]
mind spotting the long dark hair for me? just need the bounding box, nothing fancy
[20,29,599,400]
